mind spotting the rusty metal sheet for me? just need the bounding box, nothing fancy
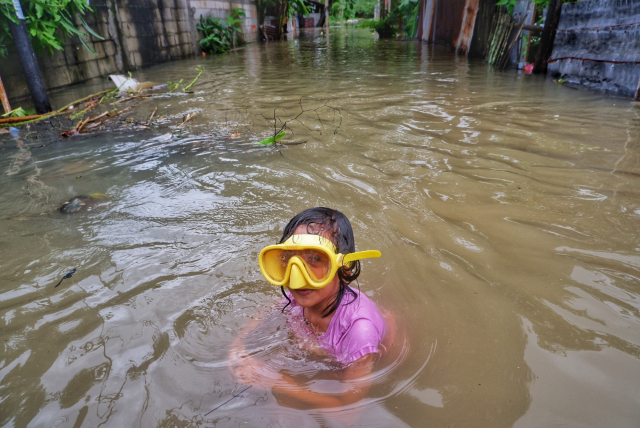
[419,0,437,43]
[454,0,480,54]
[418,0,481,55]
[0,74,11,114]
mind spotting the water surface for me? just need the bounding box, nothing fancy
[1,27,640,427]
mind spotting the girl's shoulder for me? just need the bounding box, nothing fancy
[334,288,385,332]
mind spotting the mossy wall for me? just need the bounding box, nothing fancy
[0,0,257,104]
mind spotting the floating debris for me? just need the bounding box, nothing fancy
[54,268,77,288]
[255,131,285,146]
[59,196,90,214]
[58,194,109,214]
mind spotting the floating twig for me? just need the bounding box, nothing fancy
[178,112,198,128]
[111,95,149,105]
[204,386,252,416]
[54,268,77,288]
[148,107,158,123]
[183,66,205,92]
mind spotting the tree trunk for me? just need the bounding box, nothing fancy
[533,0,563,74]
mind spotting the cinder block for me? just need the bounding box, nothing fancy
[125,37,141,52]
[76,41,98,62]
[82,59,102,80]
[44,66,72,89]
[126,23,137,38]
[164,20,179,34]
[92,41,107,59]
[97,56,118,76]
[104,41,117,57]
[163,7,174,20]
[130,51,143,68]
[167,45,178,57]
[46,49,68,68]
[177,8,190,21]
[179,31,193,45]
[156,35,168,47]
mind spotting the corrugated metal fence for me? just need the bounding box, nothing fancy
[417,0,496,57]
[548,0,640,99]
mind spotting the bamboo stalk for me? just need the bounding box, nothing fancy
[499,19,526,70]
[0,114,44,124]
[0,88,114,127]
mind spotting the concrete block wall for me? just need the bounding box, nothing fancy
[191,0,259,43]
[548,0,640,98]
[0,0,259,103]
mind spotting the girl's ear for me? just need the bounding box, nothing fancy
[339,265,353,278]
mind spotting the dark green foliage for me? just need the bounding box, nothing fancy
[358,0,419,39]
[0,0,103,58]
[353,0,377,18]
[496,0,582,16]
[331,0,376,20]
[196,8,246,54]
[399,0,420,39]
[359,15,397,38]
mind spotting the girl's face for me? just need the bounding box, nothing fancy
[288,226,341,311]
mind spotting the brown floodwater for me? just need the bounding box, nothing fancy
[1,26,640,427]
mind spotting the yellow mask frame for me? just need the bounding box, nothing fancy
[258,234,381,290]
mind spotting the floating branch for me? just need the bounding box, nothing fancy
[255,97,342,150]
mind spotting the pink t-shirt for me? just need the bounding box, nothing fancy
[283,288,386,365]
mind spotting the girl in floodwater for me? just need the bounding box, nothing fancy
[230,207,392,408]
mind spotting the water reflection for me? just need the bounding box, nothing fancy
[1,26,640,427]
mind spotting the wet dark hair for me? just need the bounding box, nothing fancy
[280,207,360,317]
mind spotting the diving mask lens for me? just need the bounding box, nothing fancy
[262,248,332,283]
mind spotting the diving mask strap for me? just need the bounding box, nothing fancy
[342,250,381,265]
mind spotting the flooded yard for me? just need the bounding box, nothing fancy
[1,26,639,427]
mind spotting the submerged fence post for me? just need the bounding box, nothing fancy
[533,0,563,74]
[8,0,52,114]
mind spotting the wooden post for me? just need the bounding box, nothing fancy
[533,0,563,74]
[634,73,640,101]
[0,74,11,114]
[325,0,329,29]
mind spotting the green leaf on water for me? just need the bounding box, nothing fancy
[255,131,286,146]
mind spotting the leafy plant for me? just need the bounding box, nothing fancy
[1,107,27,118]
[496,0,581,16]
[224,7,245,49]
[197,8,245,53]
[197,16,230,53]
[274,0,309,39]
[0,0,103,58]
[398,0,420,39]
[353,0,376,18]
[358,9,400,38]
[330,0,376,19]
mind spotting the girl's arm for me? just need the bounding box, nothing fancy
[271,353,375,408]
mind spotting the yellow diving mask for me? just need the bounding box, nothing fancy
[258,234,381,290]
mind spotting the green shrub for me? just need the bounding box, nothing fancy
[197,8,246,54]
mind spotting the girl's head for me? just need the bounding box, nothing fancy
[279,207,360,316]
